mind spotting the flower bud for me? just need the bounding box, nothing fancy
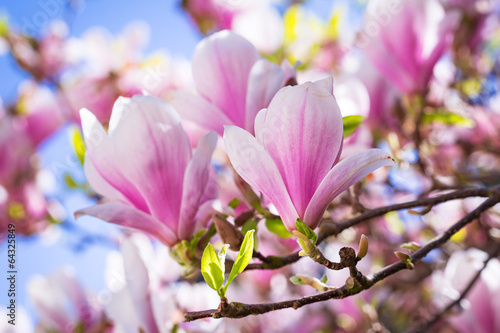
[357,234,369,259]
[213,214,244,251]
[394,251,410,262]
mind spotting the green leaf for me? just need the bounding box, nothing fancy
[201,244,224,293]
[295,218,317,246]
[422,110,474,127]
[290,275,306,285]
[265,219,293,238]
[320,274,328,284]
[343,116,365,137]
[70,127,86,165]
[224,230,255,293]
[0,16,8,37]
[228,198,242,209]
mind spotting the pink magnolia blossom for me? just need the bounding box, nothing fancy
[224,78,395,231]
[28,269,107,332]
[75,95,218,247]
[360,0,460,94]
[165,30,293,136]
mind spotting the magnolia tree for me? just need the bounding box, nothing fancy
[1,0,500,332]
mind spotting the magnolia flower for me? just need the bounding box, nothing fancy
[432,248,500,333]
[360,0,460,94]
[75,95,218,247]
[224,78,395,231]
[165,30,293,136]
[28,269,107,332]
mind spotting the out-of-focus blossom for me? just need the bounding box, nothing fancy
[76,95,218,247]
[28,269,108,332]
[358,63,399,131]
[61,22,191,125]
[360,0,460,94]
[0,118,50,236]
[182,0,283,53]
[165,30,293,135]
[432,248,500,333]
[105,235,219,333]
[224,78,394,231]
[15,81,68,145]
[4,21,68,80]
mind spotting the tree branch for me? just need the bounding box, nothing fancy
[245,186,497,271]
[184,190,500,321]
[406,244,500,333]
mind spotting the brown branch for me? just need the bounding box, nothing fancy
[244,186,496,271]
[406,244,500,333]
[184,190,500,321]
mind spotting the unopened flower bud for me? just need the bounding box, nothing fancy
[213,214,244,251]
[357,234,369,259]
[394,251,410,262]
[401,241,421,251]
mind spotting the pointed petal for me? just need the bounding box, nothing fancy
[178,131,218,240]
[84,157,127,203]
[121,238,160,333]
[304,149,395,228]
[80,108,149,213]
[164,90,234,135]
[107,95,192,229]
[192,30,259,128]
[224,125,298,231]
[245,59,284,133]
[255,79,343,217]
[75,201,179,247]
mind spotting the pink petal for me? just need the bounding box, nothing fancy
[245,59,284,133]
[164,90,234,135]
[80,108,149,213]
[304,149,395,229]
[83,157,128,203]
[178,131,218,240]
[224,125,299,231]
[107,95,192,230]
[121,238,160,333]
[192,30,260,128]
[255,80,343,218]
[75,200,178,247]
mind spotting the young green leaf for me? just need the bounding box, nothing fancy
[343,115,365,137]
[224,230,255,293]
[290,275,306,285]
[201,244,224,293]
[70,126,86,165]
[228,198,242,209]
[265,219,293,238]
[295,218,317,246]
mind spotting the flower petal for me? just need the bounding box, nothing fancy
[192,30,259,128]
[255,79,344,217]
[224,125,299,231]
[75,200,178,247]
[164,90,234,135]
[121,238,160,333]
[245,59,285,133]
[80,108,149,213]
[178,131,218,240]
[304,149,395,229]
[107,95,192,229]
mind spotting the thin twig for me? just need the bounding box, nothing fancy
[406,244,500,333]
[184,191,500,321]
[244,186,497,271]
